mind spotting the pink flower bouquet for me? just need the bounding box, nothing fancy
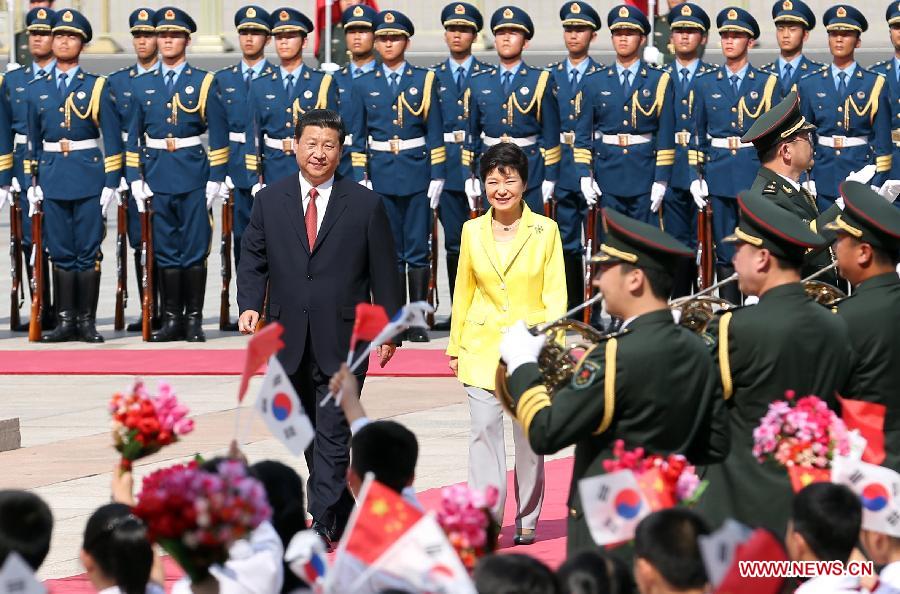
[602,439,706,509]
[437,484,499,571]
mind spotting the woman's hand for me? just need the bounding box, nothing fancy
[111,464,136,506]
[449,356,458,376]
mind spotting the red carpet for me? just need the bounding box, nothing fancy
[0,348,452,377]
[43,458,573,592]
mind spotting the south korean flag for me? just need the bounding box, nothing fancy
[255,356,314,456]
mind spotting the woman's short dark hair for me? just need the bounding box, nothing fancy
[0,490,53,571]
[479,142,529,186]
[82,503,153,594]
[294,108,345,145]
[474,553,559,594]
[557,549,634,594]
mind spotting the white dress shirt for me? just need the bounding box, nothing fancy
[299,174,334,233]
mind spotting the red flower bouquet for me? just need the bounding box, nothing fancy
[110,380,194,471]
[133,460,272,582]
[602,439,706,510]
[437,484,499,572]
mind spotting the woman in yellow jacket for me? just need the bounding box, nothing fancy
[446,143,567,545]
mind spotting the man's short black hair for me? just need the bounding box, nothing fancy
[351,421,418,494]
[620,263,675,300]
[0,490,53,570]
[479,142,529,187]
[792,482,861,563]
[474,553,559,594]
[294,108,346,145]
[634,508,710,590]
[557,549,633,594]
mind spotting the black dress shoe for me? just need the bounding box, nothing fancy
[311,521,336,552]
[432,316,452,331]
[407,326,430,342]
[219,321,240,332]
[126,319,142,332]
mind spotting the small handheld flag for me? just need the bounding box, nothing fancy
[239,322,284,403]
[577,469,650,546]
[255,356,314,456]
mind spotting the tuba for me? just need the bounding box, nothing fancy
[494,294,604,418]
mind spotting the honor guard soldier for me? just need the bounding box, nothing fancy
[497,208,728,557]
[463,6,561,216]
[211,6,275,271]
[107,8,159,332]
[126,7,229,343]
[27,9,123,343]
[346,9,446,342]
[246,7,338,189]
[4,7,56,330]
[580,5,674,228]
[798,6,891,213]
[551,1,603,311]
[827,181,900,471]
[869,2,900,192]
[332,4,378,179]
[696,191,855,536]
[432,2,488,324]
[761,0,823,99]
[689,7,779,303]
[0,74,11,214]
[663,3,715,296]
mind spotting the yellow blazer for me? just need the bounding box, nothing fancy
[446,205,567,390]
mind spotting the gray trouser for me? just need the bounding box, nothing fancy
[466,385,545,531]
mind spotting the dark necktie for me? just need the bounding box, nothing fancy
[57,72,68,98]
[570,68,579,87]
[622,70,632,98]
[680,67,690,93]
[502,71,512,95]
[837,71,847,97]
[455,66,465,91]
[389,72,399,96]
[35,68,46,79]
[244,70,252,90]
[730,74,739,96]
[354,67,363,79]
[165,71,175,96]
[305,187,318,248]
[782,63,793,94]
[285,73,295,97]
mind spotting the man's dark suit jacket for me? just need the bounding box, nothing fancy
[237,174,403,376]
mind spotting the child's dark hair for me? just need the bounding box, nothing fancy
[0,490,53,570]
[557,549,634,594]
[82,503,153,594]
[351,421,418,493]
[634,508,710,590]
[474,553,559,594]
[792,482,861,563]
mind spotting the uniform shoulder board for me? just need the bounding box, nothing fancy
[472,69,491,78]
[215,65,232,74]
[762,180,778,195]
[694,68,714,80]
[760,61,775,71]
[430,62,443,71]
[872,59,890,69]
[134,69,155,79]
[111,65,131,76]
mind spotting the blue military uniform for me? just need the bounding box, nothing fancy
[347,9,446,320]
[212,6,276,267]
[867,1,900,192]
[662,3,716,296]
[246,8,338,187]
[760,0,823,98]
[580,5,675,227]
[0,75,10,187]
[125,7,228,342]
[691,8,778,275]
[28,9,123,343]
[433,2,487,309]
[464,6,561,215]
[798,5,891,212]
[332,4,378,179]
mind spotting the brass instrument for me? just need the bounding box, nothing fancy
[669,273,739,334]
[494,294,604,417]
[801,262,846,306]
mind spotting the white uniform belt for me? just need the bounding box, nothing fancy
[263,134,295,152]
[708,136,753,150]
[817,135,867,148]
[444,131,466,143]
[144,135,202,150]
[13,133,27,147]
[482,134,537,147]
[42,138,99,152]
[229,132,246,144]
[595,132,652,146]
[368,136,426,152]
[343,134,353,147]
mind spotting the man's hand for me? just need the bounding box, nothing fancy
[499,320,546,375]
[464,178,482,211]
[449,356,458,376]
[427,179,445,209]
[689,179,708,209]
[238,310,260,334]
[376,342,396,368]
[328,363,365,424]
[541,180,556,204]
[100,187,117,217]
[580,177,600,207]
[650,181,667,213]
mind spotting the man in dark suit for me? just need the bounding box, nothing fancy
[237,108,403,548]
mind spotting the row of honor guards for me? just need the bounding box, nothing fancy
[3,1,900,343]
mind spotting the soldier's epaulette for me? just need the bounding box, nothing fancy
[215,65,234,74]
[110,65,131,76]
[694,68,715,80]
[871,59,890,70]
[601,328,630,341]
[134,69,156,79]
[431,62,444,71]
[762,180,778,195]
[473,68,492,78]
[760,61,775,72]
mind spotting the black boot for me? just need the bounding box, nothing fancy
[183,265,207,342]
[406,267,430,342]
[75,269,104,343]
[153,263,163,330]
[40,269,77,342]
[150,268,184,342]
[433,253,459,331]
[716,265,742,305]
[126,251,144,332]
[42,258,57,330]
[563,252,585,314]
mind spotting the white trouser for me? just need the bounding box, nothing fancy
[465,385,544,530]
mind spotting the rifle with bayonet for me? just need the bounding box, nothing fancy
[9,188,24,331]
[114,187,128,331]
[219,183,234,330]
[27,160,42,342]
[139,139,155,342]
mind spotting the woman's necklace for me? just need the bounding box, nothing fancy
[492,218,520,232]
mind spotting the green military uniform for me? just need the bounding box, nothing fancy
[504,208,729,557]
[316,22,350,67]
[696,191,856,537]
[827,181,900,472]
[14,30,31,68]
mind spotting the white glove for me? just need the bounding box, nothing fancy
[580,177,600,207]
[358,179,373,190]
[642,45,663,67]
[804,179,817,198]
[11,177,21,194]
[0,187,11,210]
[499,320,547,375]
[26,185,43,217]
[130,180,152,214]
[427,179,445,209]
[650,181,667,213]
[224,175,235,191]
[116,177,128,205]
[541,180,556,204]
[251,182,266,197]
[877,180,900,204]
[835,196,845,210]
[845,164,877,185]
[100,187,117,217]
[206,181,223,209]
[464,177,482,211]
[689,179,708,209]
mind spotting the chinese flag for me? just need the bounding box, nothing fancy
[636,467,676,511]
[344,480,424,565]
[238,322,284,402]
[839,396,887,465]
[715,529,787,594]
[787,465,831,493]
[350,303,389,353]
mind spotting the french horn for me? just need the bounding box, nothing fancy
[801,263,846,306]
[669,273,738,334]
